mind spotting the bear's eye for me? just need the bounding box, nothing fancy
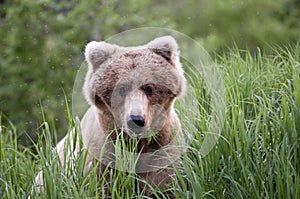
[119,86,127,96]
[144,86,152,96]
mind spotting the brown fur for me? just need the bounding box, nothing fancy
[35,36,186,197]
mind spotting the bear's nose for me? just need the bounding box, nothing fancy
[127,115,145,129]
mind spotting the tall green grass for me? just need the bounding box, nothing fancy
[0,46,299,198]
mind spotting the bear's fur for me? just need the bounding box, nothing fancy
[35,36,186,196]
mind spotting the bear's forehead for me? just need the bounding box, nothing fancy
[106,48,171,73]
[93,48,175,85]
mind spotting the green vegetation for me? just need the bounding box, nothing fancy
[1,46,299,198]
[0,0,299,198]
[0,0,299,143]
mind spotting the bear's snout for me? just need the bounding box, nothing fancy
[127,115,145,128]
[121,90,149,135]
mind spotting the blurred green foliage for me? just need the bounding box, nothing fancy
[0,0,299,145]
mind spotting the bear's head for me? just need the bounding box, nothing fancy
[83,36,186,140]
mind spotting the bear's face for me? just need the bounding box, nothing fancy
[84,36,185,138]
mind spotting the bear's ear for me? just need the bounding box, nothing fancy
[147,36,179,63]
[85,41,117,70]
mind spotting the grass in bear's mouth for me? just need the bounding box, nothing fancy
[111,128,160,152]
[1,45,300,198]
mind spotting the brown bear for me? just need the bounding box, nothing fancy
[35,36,186,197]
